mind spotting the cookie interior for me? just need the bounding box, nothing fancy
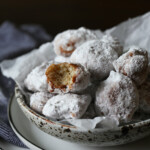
[46,63,78,91]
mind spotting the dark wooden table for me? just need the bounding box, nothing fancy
[0,0,150,35]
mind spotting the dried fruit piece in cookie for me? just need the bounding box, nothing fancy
[24,61,53,92]
[100,34,123,56]
[30,92,54,114]
[95,71,139,123]
[53,27,97,57]
[70,40,118,80]
[113,46,149,86]
[45,63,90,93]
[42,93,92,119]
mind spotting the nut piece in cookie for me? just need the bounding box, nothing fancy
[100,34,123,56]
[113,46,149,86]
[24,61,53,92]
[30,92,54,114]
[53,27,97,57]
[45,63,90,93]
[95,71,139,123]
[42,93,92,119]
[70,40,118,80]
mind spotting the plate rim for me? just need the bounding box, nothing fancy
[7,93,43,150]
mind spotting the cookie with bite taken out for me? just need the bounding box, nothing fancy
[45,62,90,93]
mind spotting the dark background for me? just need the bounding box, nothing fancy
[0,0,150,36]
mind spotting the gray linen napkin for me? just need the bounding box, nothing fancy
[0,21,52,147]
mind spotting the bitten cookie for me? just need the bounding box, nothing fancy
[113,46,149,86]
[45,62,90,93]
[42,93,92,119]
[70,40,118,80]
[53,27,98,57]
[95,71,139,123]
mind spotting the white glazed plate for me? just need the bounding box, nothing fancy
[8,94,150,150]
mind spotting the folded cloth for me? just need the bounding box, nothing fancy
[0,21,52,62]
[0,21,52,147]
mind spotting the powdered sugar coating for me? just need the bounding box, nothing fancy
[53,27,98,57]
[24,61,54,92]
[47,63,91,93]
[113,46,149,86]
[95,71,139,123]
[138,77,150,113]
[54,56,71,63]
[42,94,92,119]
[30,92,54,114]
[70,40,118,80]
[100,34,123,56]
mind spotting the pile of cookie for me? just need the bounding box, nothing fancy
[24,27,150,124]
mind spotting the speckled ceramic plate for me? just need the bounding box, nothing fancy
[15,84,150,147]
[8,92,150,150]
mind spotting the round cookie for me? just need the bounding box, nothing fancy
[70,40,118,80]
[138,68,150,114]
[95,71,139,123]
[100,34,123,56]
[138,81,150,113]
[53,27,97,57]
[42,93,92,119]
[24,61,53,92]
[113,46,149,86]
[30,92,54,114]
[45,62,90,93]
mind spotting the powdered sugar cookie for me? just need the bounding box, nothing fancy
[100,34,123,56]
[24,61,53,92]
[42,93,92,119]
[113,47,148,86]
[30,92,54,114]
[138,82,150,113]
[70,40,118,80]
[95,71,139,123]
[45,62,90,93]
[138,74,150,113]
[53,27,97,57]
